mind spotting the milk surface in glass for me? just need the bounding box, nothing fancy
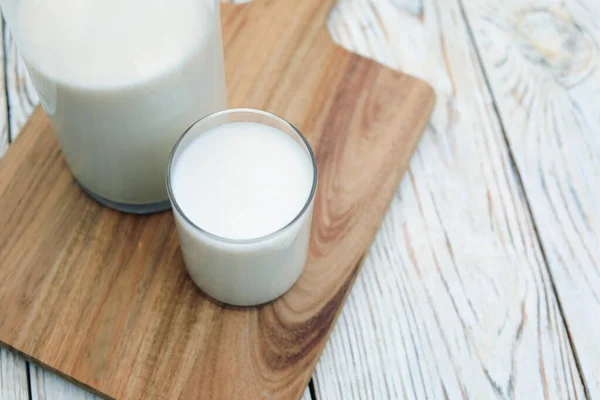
[11,0,226,212]
[168,115,317,307]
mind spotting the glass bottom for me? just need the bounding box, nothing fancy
[78,183,171,214]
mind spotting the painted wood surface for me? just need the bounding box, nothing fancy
[0,20,9,165]
[29,364,101,400]
[310,0,588,398]
[3,26,38,141]
[1,0,600,399]
[461,0,600,397]
[0,351,28,400]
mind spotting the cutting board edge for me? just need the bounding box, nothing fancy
[0,340,113,400]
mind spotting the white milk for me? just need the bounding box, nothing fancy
[15,0,226,208]
[170,122,316,306]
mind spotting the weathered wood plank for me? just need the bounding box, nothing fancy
[461,0,600,396]
[0,18,10,157]
[3,27,37,138]
[301,385,313,400]
[29,364,100,400]
[0,132,6,157]
[0,116,7,157]
[310,0,587,398]
[0,351,29,400]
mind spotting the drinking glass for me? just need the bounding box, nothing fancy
[167,109,318,306]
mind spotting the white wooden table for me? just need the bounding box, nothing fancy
[1,0,599,398]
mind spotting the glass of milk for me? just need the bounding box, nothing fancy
[0,0,226,213]
[167,109,318,307]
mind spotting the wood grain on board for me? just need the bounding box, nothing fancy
[462,0,600,396]
[2,30,319,398]
[0,0,434,399]
[307,0,587,398]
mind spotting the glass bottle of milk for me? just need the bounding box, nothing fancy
[0,0,227,213]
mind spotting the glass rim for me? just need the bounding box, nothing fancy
[166,108,318,245]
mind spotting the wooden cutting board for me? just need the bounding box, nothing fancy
[0,0,434,398]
